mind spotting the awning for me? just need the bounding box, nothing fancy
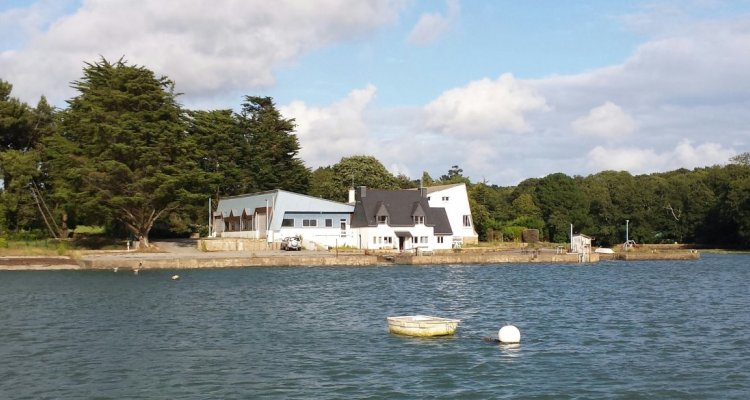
[394,231,412,238]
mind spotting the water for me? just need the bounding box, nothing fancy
[1,254,748,399]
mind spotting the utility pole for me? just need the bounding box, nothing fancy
[626,219,630,249]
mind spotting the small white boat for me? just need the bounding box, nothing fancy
[386,315,460,337]
[595,247,615,254]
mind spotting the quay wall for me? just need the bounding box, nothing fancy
[392,252,590,265]
[615,251,700,261]
[198,238,277,252]
[79,255,380,270]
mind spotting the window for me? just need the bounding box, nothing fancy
[373,237,377,244]
[442,196,449,201]
[325,218,333,227]
[282,218,294,227]
[413,216,424,225]
[377,215,388,224]
[437,236,444,244]
[463,215,472,227]
[303,219,317,227]
[384,236,393,244]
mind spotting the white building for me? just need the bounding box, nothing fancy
[571,234,592,254]
[213,190,355,249]
[424,183,479,245]
[212,185,478,252]
[350,186,453,251]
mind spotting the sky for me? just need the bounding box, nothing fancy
[1,0,749,186]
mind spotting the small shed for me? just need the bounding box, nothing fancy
[571,234,592,255]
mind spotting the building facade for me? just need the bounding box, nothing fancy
[350,186,453,251]
[424,183,479,245]
[212,185,476,252]
[213,190,355,249]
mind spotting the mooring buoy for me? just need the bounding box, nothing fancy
[498,325,521,343]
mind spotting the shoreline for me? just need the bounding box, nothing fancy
[0,248,701,271]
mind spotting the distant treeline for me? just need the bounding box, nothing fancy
[1,57,749,247]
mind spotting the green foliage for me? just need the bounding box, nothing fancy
[421,171,434,186]
[56,240,68,255]
[0,150,40,230]
[73,225,106,234]
[309,155,400,202]
[730,152,750,166]
[53,57,208,245]
[0,79,35,151]
[508,216,545,230]
[237,96,310,193]
[308,166,339,200]
[501,226,526,241]
[438,165,471,184]
[534,173,591,242]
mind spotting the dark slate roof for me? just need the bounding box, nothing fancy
[350,187,453,235]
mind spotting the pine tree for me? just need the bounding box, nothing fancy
[238,96,310,193]
[54,57,206,247]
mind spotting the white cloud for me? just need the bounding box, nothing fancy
[572,101,636,138]
[0,0,404,105]
[0,0,79,50]
[407,0,460,45]
[423,73,547,137]
[587,140,735,174]
[281,85,378,168]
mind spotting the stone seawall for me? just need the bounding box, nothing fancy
[614,251,700,261]
[198,238,276,252]
[80,254,380,270]
[391,252,590,265]
[5,248,698,271]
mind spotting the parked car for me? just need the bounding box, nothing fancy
[281,236,302,251]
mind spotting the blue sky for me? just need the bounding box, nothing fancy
[2,0,749,185]
[267,1,643,107]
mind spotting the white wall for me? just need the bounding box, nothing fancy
[427,184,479,243]
[278,226,357,249]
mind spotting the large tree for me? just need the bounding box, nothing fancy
[53,58,205,247]
[237,96,309,193]
[0,81,57,234]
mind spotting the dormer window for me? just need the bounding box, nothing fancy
[377,215,388,224]
[413,216,424,225]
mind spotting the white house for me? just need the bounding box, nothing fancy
[424,183,479,245]
[213,190,355,249]
[350,186,453,251]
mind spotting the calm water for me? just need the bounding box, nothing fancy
[1,254,749,399]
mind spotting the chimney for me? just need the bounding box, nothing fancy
[348,187,355,204]
[358,186,367,199]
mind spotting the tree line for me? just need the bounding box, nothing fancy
[1,58,749,248]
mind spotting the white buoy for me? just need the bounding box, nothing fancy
[498,325,521,343]
[171,275,180,280]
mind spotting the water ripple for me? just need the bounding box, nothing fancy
[0,255,749,398]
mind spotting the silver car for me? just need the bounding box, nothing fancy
[281,236,302,251]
